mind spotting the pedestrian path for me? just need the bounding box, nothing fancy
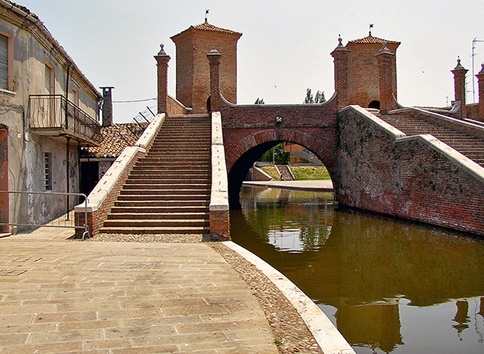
[0,229,279,353]
[243,179,333,191]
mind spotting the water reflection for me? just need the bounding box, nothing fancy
[233,185,484,353]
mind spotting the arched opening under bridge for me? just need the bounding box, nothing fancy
[228,140,335,209]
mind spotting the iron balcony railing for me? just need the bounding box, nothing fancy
[28,94,102,145]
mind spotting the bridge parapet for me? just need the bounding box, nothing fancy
[389,107,484,140]
[338,105,484,236]
[74,114,166,237]
[209,112,230,240]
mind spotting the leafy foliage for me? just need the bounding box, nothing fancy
[304,88,326,104]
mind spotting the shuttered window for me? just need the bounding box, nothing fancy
[0,34,8,90]
[45,64,52,94]
[43,153,52,191]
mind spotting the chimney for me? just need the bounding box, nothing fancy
[207,47,222,112]
[476,63,484,121]
[100,86,114,126]
[154,44,170,114]
[331,36,349,109]
[451,58,468,118]
[375,42,396,113]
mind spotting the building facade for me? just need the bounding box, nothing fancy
[0,1,101,232]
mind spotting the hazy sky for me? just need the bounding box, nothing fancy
[19,0,484,123]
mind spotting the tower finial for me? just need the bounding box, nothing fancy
[205,9,209,24]
[337,34,343,47]
[369,23,374,36]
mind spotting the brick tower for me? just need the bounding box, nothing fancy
[171,21,242,114]
[332,32,400,110]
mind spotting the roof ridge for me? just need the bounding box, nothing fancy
[349,35,400,45]
[171,22,242,39]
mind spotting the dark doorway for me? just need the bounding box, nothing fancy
[206,97,211,112]
[81,161,99,197]
[368,100,381,109]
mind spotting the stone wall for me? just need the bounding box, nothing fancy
[337,105,484,236]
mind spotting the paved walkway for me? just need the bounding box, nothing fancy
[0,228,279,353]
[243,180,333,192]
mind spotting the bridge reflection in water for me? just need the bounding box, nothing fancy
[231,185,484,354]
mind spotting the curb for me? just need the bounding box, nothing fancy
[223,241,355,354]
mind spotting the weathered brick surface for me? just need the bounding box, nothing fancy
[209,209,230,240]
[452,59,468,118]
[171,25,241,114]
[75,150,145,237]
[337,106,484,236]
[220,97,340,176]
[345,41,399,108]
[477,65,484,121]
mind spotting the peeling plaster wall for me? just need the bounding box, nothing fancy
[0,6,100,231]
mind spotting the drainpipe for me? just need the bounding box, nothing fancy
[65,64,71,129]
[66,136,70,219]
[65,64,71,219]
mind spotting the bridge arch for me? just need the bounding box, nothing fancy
[226,129,338,208]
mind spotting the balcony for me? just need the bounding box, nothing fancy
[28,94,102,146]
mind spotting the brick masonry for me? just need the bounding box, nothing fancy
[337,106,484,236]
[171,23,241,114]
[209,209,230,240]
[75,149,145,237]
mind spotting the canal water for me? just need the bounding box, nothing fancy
[231,185,484,354]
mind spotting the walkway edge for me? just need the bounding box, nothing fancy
[223,241,356,354]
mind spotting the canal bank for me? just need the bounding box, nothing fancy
[243,179,333,192]
[234,184,484,353]
[0,219,354,354]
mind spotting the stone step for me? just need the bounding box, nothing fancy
[124,179,210,186]
[114,200,209,207]
[130,165,210,171]
[139,155,210,161]
[133,163,210,169]
[117,194,209,201]
[99,226,210,235]
[110,206,208,214]
[103,219,209,228]
[123,183,209,189]
[129,170,211,176]
[107,212,209,220]
[119,188,209,195]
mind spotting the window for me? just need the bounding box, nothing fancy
[43,153,52,191]
[0,34,8,90]
[44,63,54,94]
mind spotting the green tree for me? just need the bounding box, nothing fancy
[258,143,289,164]
[304,88,325,104]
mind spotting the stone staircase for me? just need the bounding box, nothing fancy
[379,113,484,167]
[276,164,295,181]
[100,114,211,235]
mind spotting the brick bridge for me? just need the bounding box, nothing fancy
[203,48,484,237]
[76,26,484,239]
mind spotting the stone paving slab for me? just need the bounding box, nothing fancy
[0,230,279,353]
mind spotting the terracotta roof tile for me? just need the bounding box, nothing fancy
[171,22,242,39]
[81,122,148,158]
[349,35,400,45]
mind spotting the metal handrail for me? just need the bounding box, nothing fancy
[0,191,90,240]
[28,94,102,144]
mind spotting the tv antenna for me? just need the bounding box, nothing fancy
[472,38,483,103]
